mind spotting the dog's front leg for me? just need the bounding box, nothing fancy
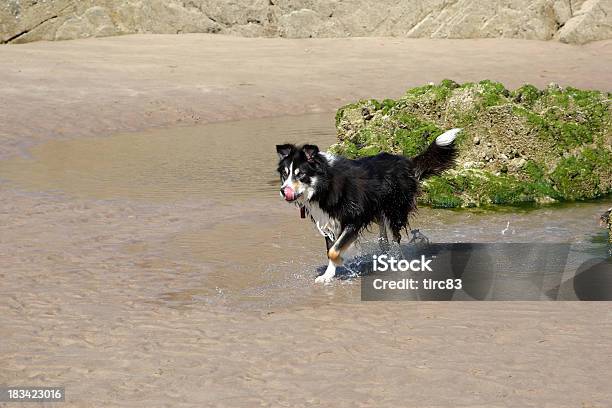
[316,236,336,284]
[325,236,334,252]
[315,225,358,283]
[378,219,390,252]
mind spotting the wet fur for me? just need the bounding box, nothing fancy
[276,130,459,282]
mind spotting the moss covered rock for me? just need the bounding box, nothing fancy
[332,80,612,208]
[602,208,612,244]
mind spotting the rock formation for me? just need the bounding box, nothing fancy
[333,80,612,208]
[1,0,611,44]
[601,208,612,243]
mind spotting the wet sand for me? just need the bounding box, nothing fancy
[1,34,612,159]
[1,35,612,407]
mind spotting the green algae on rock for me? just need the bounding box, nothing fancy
[602,208,612,244]
[332,80,612,208]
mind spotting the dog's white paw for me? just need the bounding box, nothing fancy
[315,261,336,284]
[315,274,334,284]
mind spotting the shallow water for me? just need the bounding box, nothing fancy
[0,114,336,202]
[1,113,610,308]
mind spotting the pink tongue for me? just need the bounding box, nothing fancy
[284,187,295,201]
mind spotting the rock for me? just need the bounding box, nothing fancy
[536,196,557,204]
[601,208,612,243]
[55,7,117,41]
[332,80,612,208]
[278,8,322,38]
[406,0,558,40]
[557,0,612,44]
[508,157,527,173]
[1,0,611,44]
[362,107,374,121]
[0,1,75,43]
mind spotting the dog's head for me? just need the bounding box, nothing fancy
[276,143,321,203]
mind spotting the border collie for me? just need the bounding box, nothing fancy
[276,128,461,283]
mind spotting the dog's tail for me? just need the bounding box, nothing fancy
[412,128,461,180]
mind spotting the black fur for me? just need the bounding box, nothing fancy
[413,141,457,180]
[276,137,456,257]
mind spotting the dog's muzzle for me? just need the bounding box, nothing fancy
[281,186,299,202]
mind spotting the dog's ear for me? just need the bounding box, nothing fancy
[303,144,319,162]
[276,144,294,160]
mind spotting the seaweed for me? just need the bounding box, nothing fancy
[332,80,612,208]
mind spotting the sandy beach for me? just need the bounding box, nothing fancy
[1,35,612,407]
[2,34,612,159]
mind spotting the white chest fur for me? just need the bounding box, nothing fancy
[304,201,340,241]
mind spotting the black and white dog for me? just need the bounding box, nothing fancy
[276,128,461,283]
